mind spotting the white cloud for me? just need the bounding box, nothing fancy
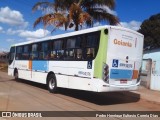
[0,26,3,31]
[6,39,15,42]
[119,20,142,31]
[19,29,50,40]
[93,22,102,27]
[7,28,24,35]
[0,26,3,32]
[101,6,117,16]
[93,5,117,16]
[6,28,50,40]
[0,26,5,33]
[80,22,102,30]
[0,6,28,28]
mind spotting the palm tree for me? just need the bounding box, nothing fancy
[32,0,119,31]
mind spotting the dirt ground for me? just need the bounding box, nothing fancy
[1,71,160,120]
[0,62,8,72]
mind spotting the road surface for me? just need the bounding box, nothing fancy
[0,71,160,120]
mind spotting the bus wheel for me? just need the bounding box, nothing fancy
[47,74,57,93]
[14,70,19,81]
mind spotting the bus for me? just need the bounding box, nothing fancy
[8,25,144,93]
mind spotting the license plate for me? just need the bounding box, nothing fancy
[120,79,127,84]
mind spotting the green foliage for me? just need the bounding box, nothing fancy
[138,13,160,50]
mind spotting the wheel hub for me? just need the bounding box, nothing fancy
[49,78,55,89]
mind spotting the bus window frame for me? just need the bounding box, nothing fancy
[12,30,101,61]
[9,46,15,65]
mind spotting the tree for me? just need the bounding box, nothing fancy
[32,0,119,31]
[138,13,160,50]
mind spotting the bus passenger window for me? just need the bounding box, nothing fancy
[53,40,63,50]
[44,52,50,59]
[9,47,15,65]
[76,36,83,48]
[67,38,76,48]
[57,50,64,59]
[86,48,95,59]
[39,42,50,60]
[22,45,30,60]
[65,49,75,60]
[76,49,82,60]
[16,46,23,60]
[39,52,43,59]
[50,51,56,59]
[31,44,38,60]
[83,31,100,60]
[65,37,77,60]
[52,40,64,60]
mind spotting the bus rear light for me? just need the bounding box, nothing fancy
[104,64,109,71]
[103,64,109,84]
[104,71,109,76]
[104,75,109,82]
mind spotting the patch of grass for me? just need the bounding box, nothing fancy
[0,62,8,72]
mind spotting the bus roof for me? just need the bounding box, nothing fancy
[11,25,143,47]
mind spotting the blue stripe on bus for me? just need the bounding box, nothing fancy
[110,69,133,79]
[32,61,48,71]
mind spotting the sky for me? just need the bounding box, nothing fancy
[0,0,160,52]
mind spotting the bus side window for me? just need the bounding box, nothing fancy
[86,48,95,59]
[9,47,15,65]
[22,45,30,60]
[76,49,82,60]
[84,32,100,60]
[50,51,56,59]
[31,44,38,60]
[75,36,83,60]
[16,46,23,60]
[65,49,75,60]
[52,40,64,60]
[39,42,50,60]
[65,37,76,60]
[57,50,64,59]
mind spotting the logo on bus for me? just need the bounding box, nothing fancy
[78,71,91,76]
[119,63,133,68]
[87,61,92,69]
[114,39,132,47]
[112,59,119,68]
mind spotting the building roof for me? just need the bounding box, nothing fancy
[0,52,9,56]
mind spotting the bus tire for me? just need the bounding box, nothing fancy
[14,69,19,81]
[47,74,57,93]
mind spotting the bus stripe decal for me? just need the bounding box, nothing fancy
[132,70,139,79]
[29,60,32,70]
[94,29,108,79]
[29,60,32,78]
[110,69,133,79]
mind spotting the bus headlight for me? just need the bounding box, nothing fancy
[103,64,109,84]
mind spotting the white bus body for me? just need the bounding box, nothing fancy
[8,25,144,92]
